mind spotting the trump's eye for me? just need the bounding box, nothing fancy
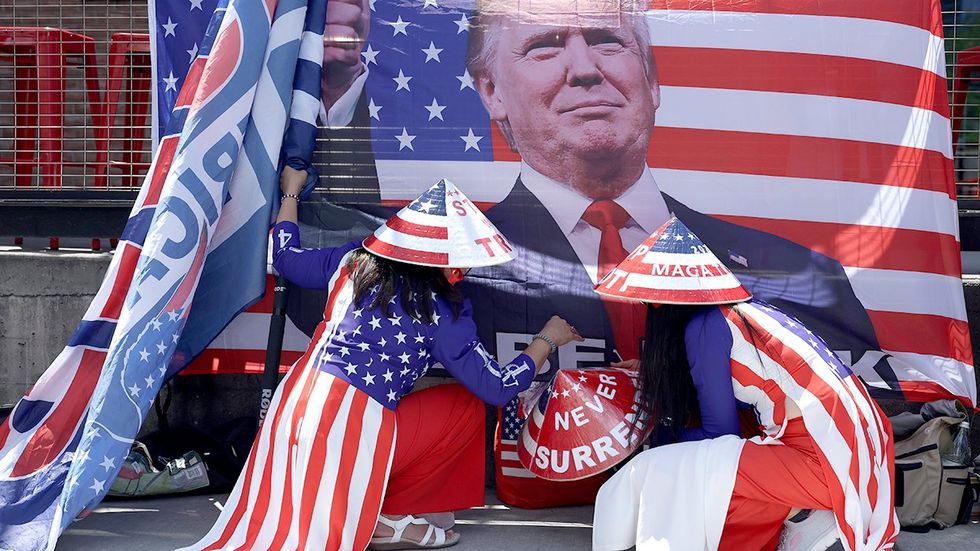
[591,35,626,52]
[523,35,563,58]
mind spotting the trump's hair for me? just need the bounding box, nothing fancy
[465,0,655,151]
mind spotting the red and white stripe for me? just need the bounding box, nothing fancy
[181,258,398,551]
[372,0,973,405]
[724,302,898,551]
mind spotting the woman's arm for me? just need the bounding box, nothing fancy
[680,307,741,442]
[430,302,582,406]
[272,166,358,289]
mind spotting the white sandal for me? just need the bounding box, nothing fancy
[369,514,461,550]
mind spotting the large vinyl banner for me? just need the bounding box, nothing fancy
[151,0,973,499]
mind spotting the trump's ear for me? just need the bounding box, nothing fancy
[649,76,661,112]
[475,73,508,122]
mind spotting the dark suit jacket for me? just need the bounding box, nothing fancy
[460,179,887,379]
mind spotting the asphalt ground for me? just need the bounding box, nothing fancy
[56,492,979,550]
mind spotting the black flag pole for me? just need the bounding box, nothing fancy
[259,274,289,425]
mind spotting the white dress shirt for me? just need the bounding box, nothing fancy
[519,162,672,283]
[318,64,369,129]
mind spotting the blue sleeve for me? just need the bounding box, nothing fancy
[430,299,535,406]
[271,221,359,290]
[680,307,741,442]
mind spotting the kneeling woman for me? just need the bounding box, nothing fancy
[592,218,897,551]
[183,169,581,551]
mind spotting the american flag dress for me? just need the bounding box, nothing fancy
[594,299,898,551]
[723,300,898,551]
[181,222,536,551]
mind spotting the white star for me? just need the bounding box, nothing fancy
[399,352,412,364]
[345,362,358,375]
[339,346,350,357]
[562,389,571,398]
[455,14,470,34]
[551,391,559,398]
[369,0,376,10]
[189,0,203,11]
[324,352,334,363]
[150,319,162,331]
[460,128,483,152]
[156,342,167,355]
[138,348,150,362]
[337,329,348,340]
[159,366,167,375]
[90,479,106,493]
[417,349,428,359]
[579,375,587,382]
[361,44,380,66]
[353,308,363,319]
[358,342,371,352]
[400,367,411,376]
[424,98,446,121]
[352,326,362,337]
[99,456,116,471]
[389,314,402,326]
[186,43,199,62]
[129,383,141,396]
[362,373,376,386]
[162,17,178,37]
[144,375,155,389]
[423,0,439,7]
[417,200,434,212]
[368,98,382,121]
[382,369,394,382]
[395,128,416,151]
[171,332,179,344]
[388,15,410,36]
[394,332,407,344]
[571,383,582,392]
[456,69,475,91]
[168,310,180,321]
[380,352,391,362]
[421,41,443,63]
[387,389,397,402]
[379,337,388,347]
[431,313,440,325]
[393,69,413,91]
[414,334,426,344]
[163,71,179,92]
[369,316,383,330]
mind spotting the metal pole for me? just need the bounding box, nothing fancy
[259,274,289,424]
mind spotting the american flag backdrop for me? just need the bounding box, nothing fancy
[145,0,972,505]
[0,0,328,548]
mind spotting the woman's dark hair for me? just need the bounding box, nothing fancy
[635,303,702,438]
[345,249,463,322]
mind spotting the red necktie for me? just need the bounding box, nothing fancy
[582,200,646,360]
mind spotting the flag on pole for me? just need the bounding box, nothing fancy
[0,0,327,548]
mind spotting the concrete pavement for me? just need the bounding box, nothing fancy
[57,492,978,550]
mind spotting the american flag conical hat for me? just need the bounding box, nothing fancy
[594,216,752,305]
[363,179,517,268]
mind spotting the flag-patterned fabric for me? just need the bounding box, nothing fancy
[0,0,328,548]
[363,179,517,267]
[595,216,752,305]
[724,300,898,551]
[180,258,398,551]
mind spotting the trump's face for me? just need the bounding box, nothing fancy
[476,19,659,169]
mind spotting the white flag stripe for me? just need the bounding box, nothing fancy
[501,466,537,479]
[656,169,961,238]
[645,10,945,77]
[882,351,976,392]
[290,90,322,127]
[299,29,324,63]
[623,270,744,291]
[376,160,520,204]
[307,384,357,545]
[659,87,952,157]
[844,267,968,321]
[373,229,450,254]
[640,251,732,267]
[500,451,520,461]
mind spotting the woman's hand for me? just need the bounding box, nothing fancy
[539,316,584,347]
[611,359,641,370]
[280,165,307,196]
